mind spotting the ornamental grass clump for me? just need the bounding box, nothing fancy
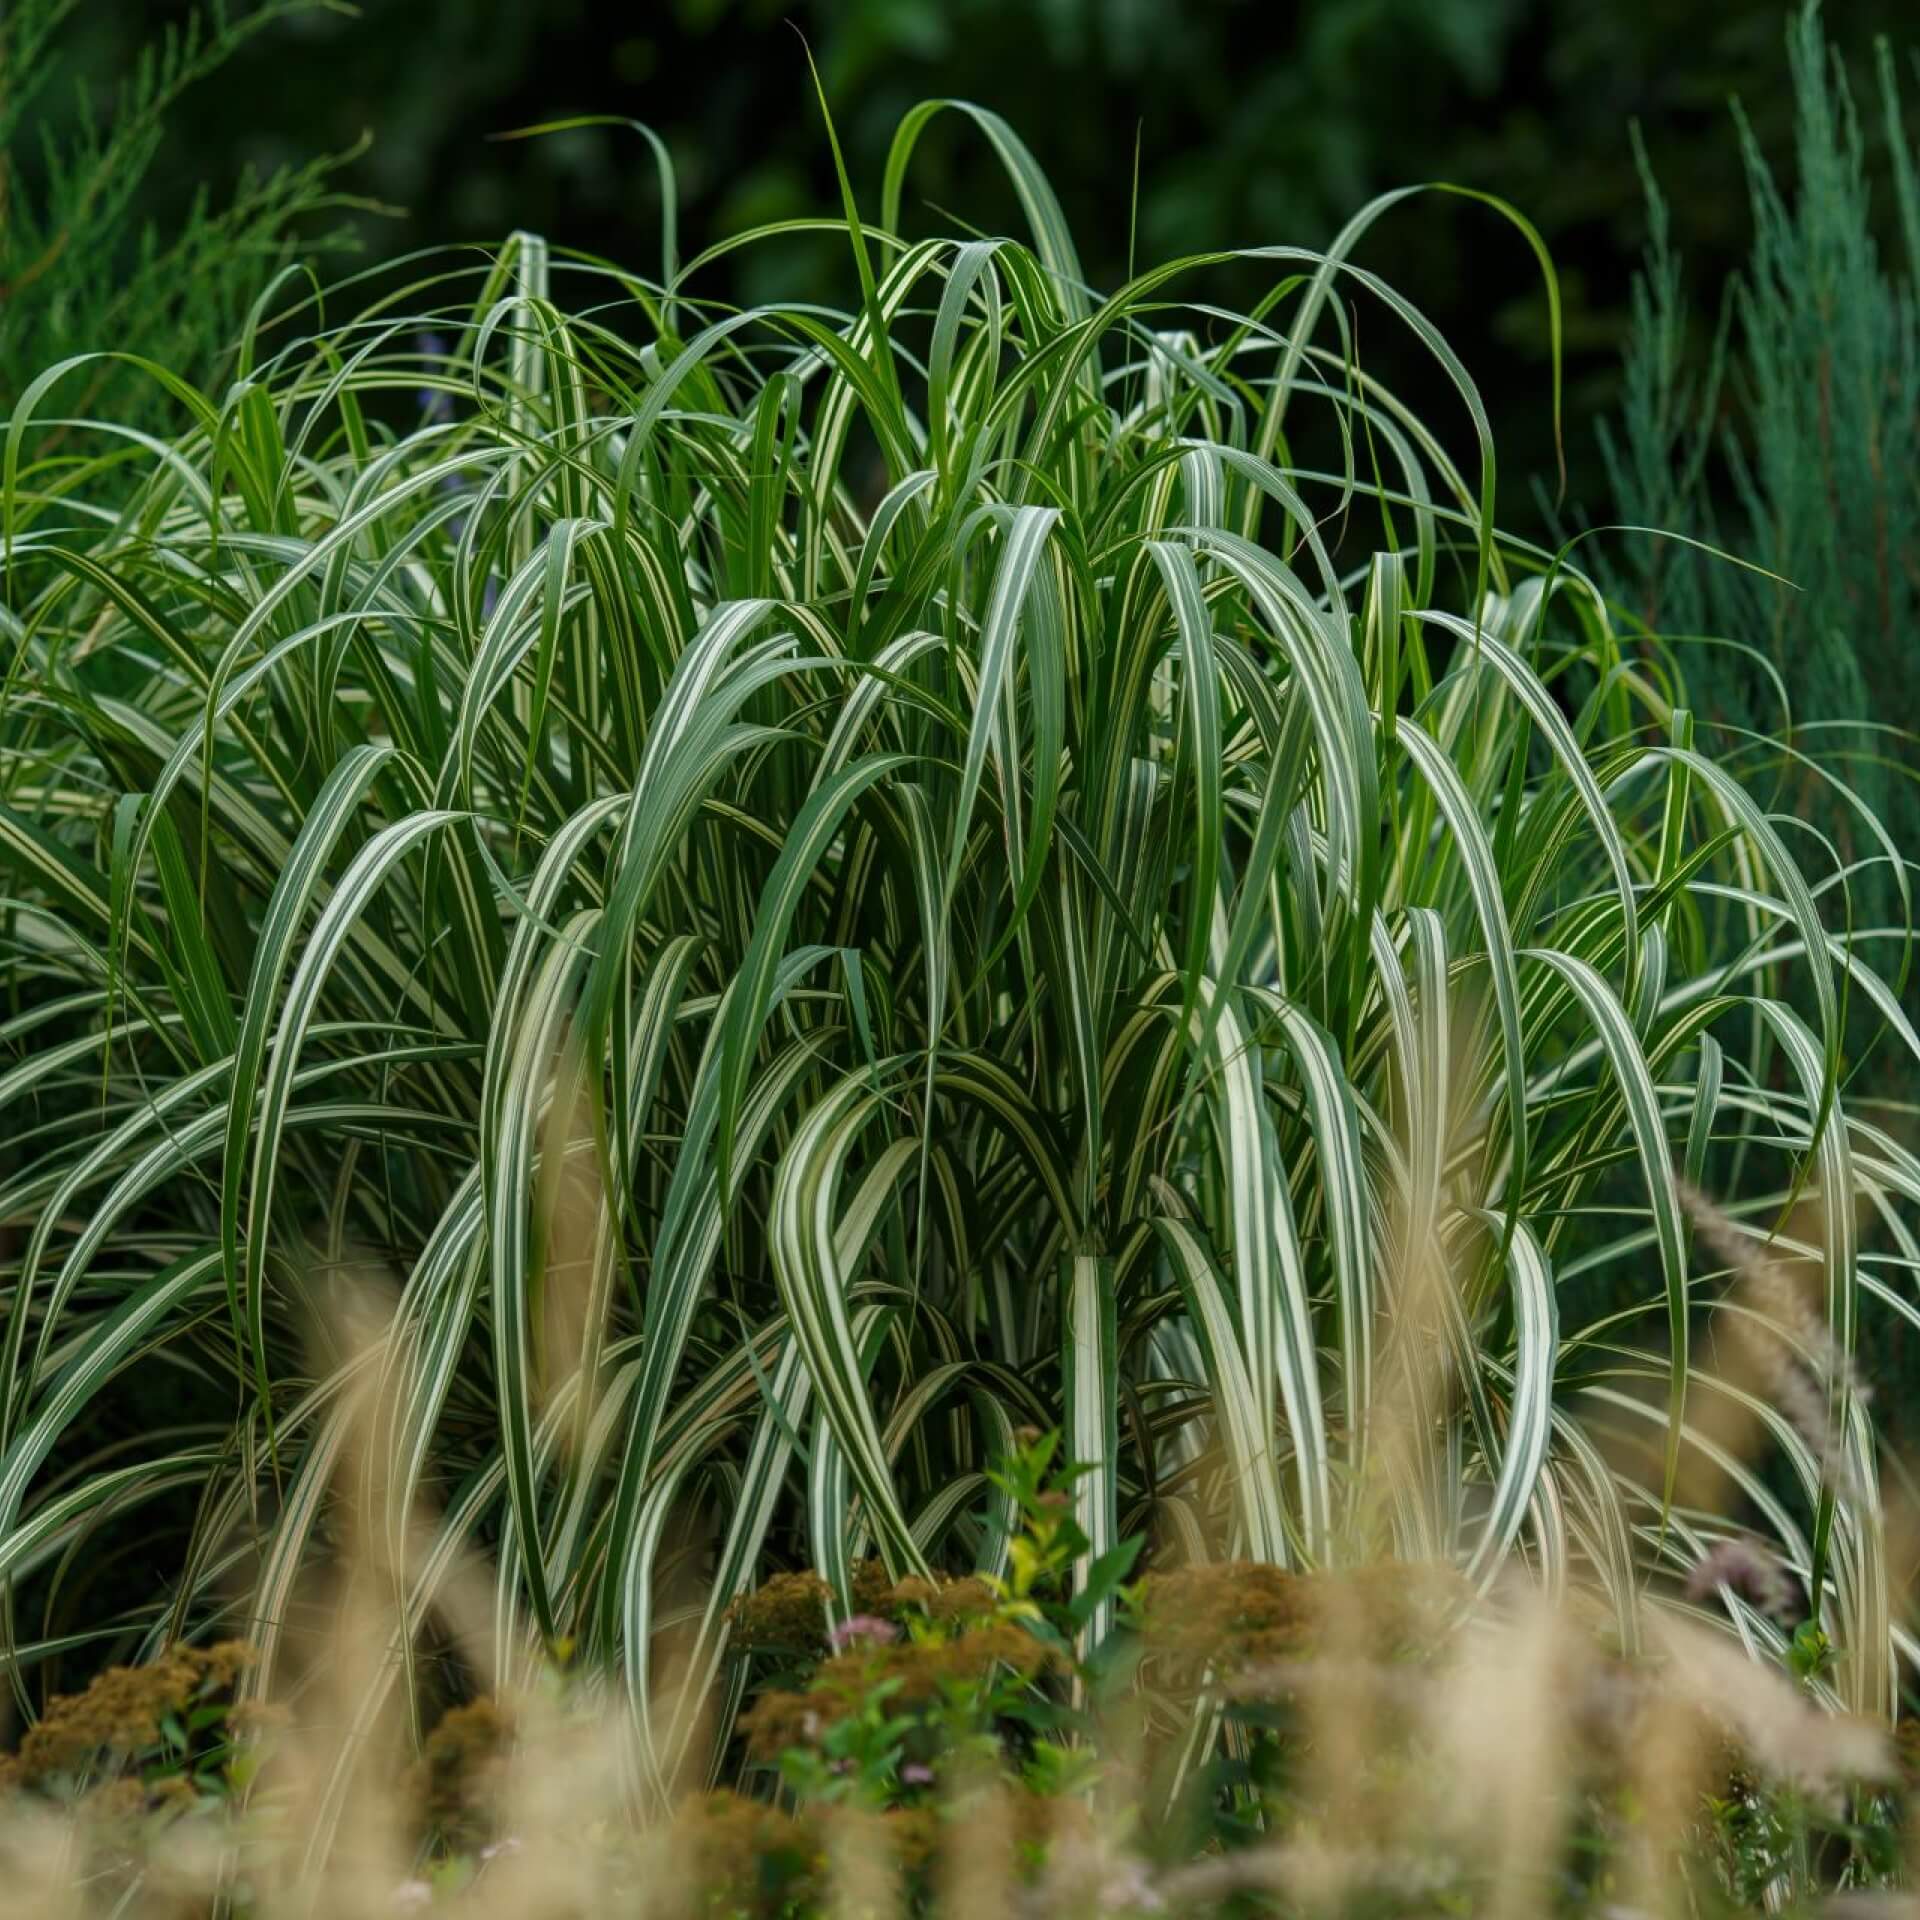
[0,82,1913,1912]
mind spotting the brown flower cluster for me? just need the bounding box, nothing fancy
[664,1789,826,1917]
[886,1573,998,1627]
[0,1641,254,1793]
[1134,1560,1468,1686]
[663,1794,938,1915]
[663,1784,1086,1916]
[738,1618,1058,1762]
[77,1771,201,1830]
[864,1783,1090,1881]
[726,1561,998,1657]
[408,1695,514,1850]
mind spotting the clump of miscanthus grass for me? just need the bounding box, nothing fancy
[0,75,1914,1920]
[1,82,1908,1749]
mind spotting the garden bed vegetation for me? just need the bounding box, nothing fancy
[1,13,1917,1916]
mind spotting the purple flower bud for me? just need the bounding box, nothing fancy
[827,1613,900,1651]
[900,1762,934,1786]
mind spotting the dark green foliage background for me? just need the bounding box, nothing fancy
[8,0,1913,511]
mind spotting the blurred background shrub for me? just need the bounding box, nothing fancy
[1593,9,1919,1016]
[0,0,376,445]
[5,0,1914,507]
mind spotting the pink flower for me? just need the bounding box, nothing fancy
[828,1614,900,1651]
[900,1761,934,1786]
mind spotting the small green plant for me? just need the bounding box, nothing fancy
[733,1431,1133,1826]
